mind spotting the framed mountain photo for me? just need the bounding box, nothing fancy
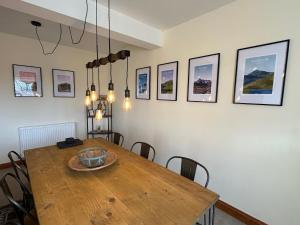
[187,53,220,103]
[157,61,178,101]
[13,64,43,97]
[136,66,151,100]
[233,40,290,106]
[52,69,75,98]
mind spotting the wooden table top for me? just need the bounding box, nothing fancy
[25,138,219,225]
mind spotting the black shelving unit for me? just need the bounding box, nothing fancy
[86,95,113,139]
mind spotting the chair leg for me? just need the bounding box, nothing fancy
[212,205,215,225]
[209,208,211,225]
[196,204,216,225]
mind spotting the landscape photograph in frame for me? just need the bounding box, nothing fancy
[136,66,151,100]
[52,69,75,98]
[188,54,220,103]
[157,61,178,101]
[234,40,289,106]
[13,64,43,97]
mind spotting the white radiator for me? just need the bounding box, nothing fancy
[18,122,76,155]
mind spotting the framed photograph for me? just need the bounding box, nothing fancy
[234,40,290,106]
[136,66,151,100]
[188,53,220,103]
[52,69,75,98]
[157,61,178,101]
[13,64,43,97]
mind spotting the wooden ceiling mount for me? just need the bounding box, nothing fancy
[86,50,130,69]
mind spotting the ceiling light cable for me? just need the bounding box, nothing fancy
[35,24,62,55]
[96,0,100,61]
[86,68,89,89]
[96,0,101,96]
[126,57,129,89]
[68,0,88,44]
[108,0,111,55]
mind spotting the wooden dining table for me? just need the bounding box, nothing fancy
[24,138,219,225]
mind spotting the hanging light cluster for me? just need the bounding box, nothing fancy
[31,0,131,118]
[84,0,131,118]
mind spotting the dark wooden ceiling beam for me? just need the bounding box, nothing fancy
[86,50,130,69]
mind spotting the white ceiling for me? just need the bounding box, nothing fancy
[0,6,126,53]
[0,0,235,51]
[96,0,235,30]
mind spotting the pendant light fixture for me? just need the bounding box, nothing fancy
[84,0,131,113]
[95,67,103,120]
[85,68,91,106]
[90,69,97,102]
[123,58,132,111]
[106,0,116,104]
[94,0,103,120]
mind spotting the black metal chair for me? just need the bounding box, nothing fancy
[7,152,34,213]
[0,173,37,225]
[130,142,156,162]
[106,132,124,146]
[166,156,213,225]
[8,151,29,181]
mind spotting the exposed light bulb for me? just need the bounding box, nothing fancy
[123,88,131,111]
[107,90,115,103]
[85,95,91,106]
[85,89,91,106]
[91,90,97,102]
[95,108,103,120]
[107,81,115,103]
[123,97,132,111]
[90,83,97,102]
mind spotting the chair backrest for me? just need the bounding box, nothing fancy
[0,173,37,225]
[8,151,29,181]
[107,132,124,146]
[166,156,209,188]
[130,142,156,162]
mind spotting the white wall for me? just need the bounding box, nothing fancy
[0,32,108,163]
[112,0,300,224]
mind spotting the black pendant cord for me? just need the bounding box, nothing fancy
[86,68,89,89]
[96,0,99,61]
[68,0,88,44]
[35,24,62,55]
[108,0,111,55]
[109,63,112,82]
[97,67,101,95]
[96,0,101,98]
[92,68,94,84]
[125,57,129,89]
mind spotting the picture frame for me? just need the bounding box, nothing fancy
[136,66,151,100]
[12,64,43,97]
[52,69,75,98]
[157,61,178,101]
[233,40,290,106]
[187,53,220,103]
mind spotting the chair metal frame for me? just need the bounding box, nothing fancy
[106,132,124,146]
[0,173,37,225]
[166,156,213,225]
[8,151,29,181]
[130,142,156,162]
[166,156,209,187]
